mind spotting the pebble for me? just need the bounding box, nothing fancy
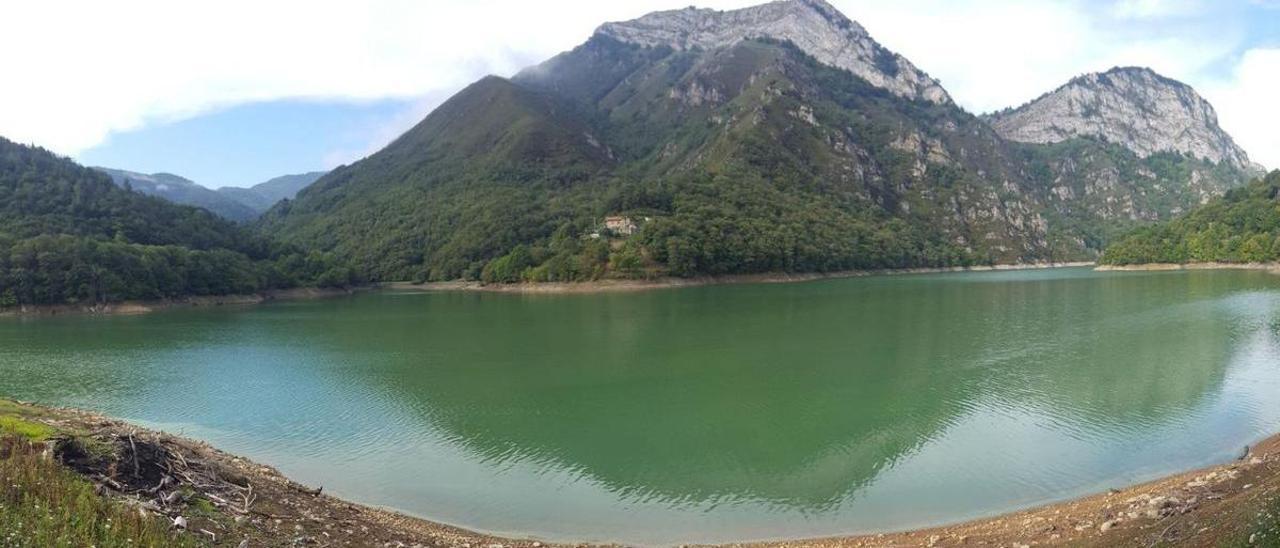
[1099,520,1120,532]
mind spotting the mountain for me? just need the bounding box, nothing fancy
[1101,170,1280,265]
[96,168,326,221]
[96,167,260,222]
[217,171,327,214]
[989,67,1256,170]
[0,138,352,307]
[592,0,950,104]
[261,0,1256,283]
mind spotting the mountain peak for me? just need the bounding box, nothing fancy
[990,66,1253,169]
[595,0,951,104]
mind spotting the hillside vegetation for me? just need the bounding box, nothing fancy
[1101,171,1280,265]
[262,37,1249,284]
[0,138,355,308]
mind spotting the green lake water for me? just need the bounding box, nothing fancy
[2,267,1280,545]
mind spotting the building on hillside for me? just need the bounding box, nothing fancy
[604,216,639,236]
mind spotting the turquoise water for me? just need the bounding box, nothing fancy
[1,267,1278,544]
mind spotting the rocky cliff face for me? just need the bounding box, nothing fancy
[989,67,1254,170]
[595,0,951,105]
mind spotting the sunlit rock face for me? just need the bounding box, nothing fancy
[990,67,1255,170]
[595,0,951,105]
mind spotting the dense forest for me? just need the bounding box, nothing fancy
[0,138,356,308]
[1100,171,1280,265]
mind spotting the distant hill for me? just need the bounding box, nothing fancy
[95,168,326,222]
[96,167,260,222]
[256,0,1256,283]
[1101,171,1280,265]
[217,171,327,214]
[0,138,352,307]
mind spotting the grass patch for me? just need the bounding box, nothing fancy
[0,400,34,415]
[0,435,200,547]
[0,416,55,441]
[190,496,218,517]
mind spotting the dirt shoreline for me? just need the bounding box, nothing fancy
[4,398,1277,547]
[1096,261,1280,273]
[387,261,1098,295]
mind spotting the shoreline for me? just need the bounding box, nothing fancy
[2,398,1275,547]
[1096,261,1280,273]
[388,261,1098,295]
[0,287,356,318]
[0,262,1096,317]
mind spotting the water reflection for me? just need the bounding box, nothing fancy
[0,269,1278,544]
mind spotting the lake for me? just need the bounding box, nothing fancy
[2,267,1279,545]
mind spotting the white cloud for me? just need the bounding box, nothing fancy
[835,0,1239,113]
[1111,0,1203,19]
[1200,48,1280,169]
[0,0,1272,170]
[0,0,743,156]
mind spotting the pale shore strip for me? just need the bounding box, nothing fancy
[1096,261,1280,273]
[388,261,1098,295]
[0,287,355,317]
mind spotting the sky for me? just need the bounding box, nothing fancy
[3,0,1278,188]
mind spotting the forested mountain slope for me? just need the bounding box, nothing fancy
[0,138,354,307]
[260,0,1255,283]
[216,171,327,214]
[1101,171,1280,265]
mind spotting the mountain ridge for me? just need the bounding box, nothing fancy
[594,0,951,105]
[95,168,261,222]
[95,167,326,221]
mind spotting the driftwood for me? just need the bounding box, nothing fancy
[53,429,257,524]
